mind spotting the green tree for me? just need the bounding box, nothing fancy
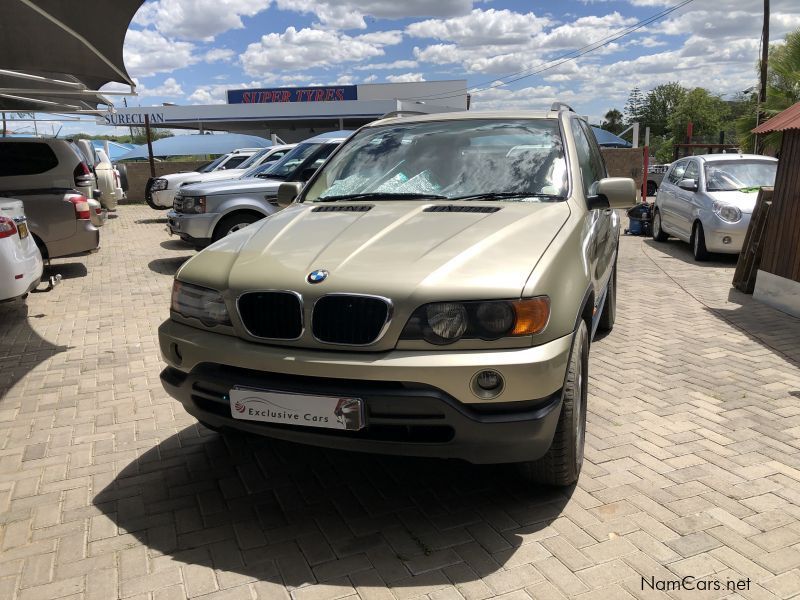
[641,82,687,137]
[736,28,800,153]
[668,88,729,143]
[601,109,624,134]
[624,87,645,124]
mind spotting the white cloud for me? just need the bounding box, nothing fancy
[386,72,426,82]
[205,48,236,62]
[133,0,271,41]
[407,9,551,46]
[123,29,198,78]
[470,84,574,111]
[363,74,378,83]
[353,60,419,70]
[273,0,472,29]
[140,77,184,97]
[240,27,397,76]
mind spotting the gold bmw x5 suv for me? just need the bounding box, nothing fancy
[158,105,636,485]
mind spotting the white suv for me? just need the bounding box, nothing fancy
[146,148,262,210]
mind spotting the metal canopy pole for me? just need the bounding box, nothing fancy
[144,113,155,179]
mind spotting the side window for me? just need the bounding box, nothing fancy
[683,161,699,181]
[222,155,248,169]
[0,142,59,177]
[580,121,607,181]
[668,161,688,184]
[572,120,603,196]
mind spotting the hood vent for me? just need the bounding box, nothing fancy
[424,205,501,213]
[312,205,373,212]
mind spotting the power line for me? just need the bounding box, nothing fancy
[400,0,697,103]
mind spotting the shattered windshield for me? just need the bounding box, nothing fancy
[303,119,568,202]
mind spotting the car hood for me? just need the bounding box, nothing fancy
[179,169,247,187]
[179,176,283,196]
[706,190,761,214]
[183,201,571,301]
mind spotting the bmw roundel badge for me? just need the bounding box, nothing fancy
[307,269,329,284]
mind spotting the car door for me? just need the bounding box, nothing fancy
[658,159,687,235]
[581,121,616,286]
[571,118,610,301]
[670,159,699,240]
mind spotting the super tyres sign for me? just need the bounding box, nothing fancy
[227,86,358,104]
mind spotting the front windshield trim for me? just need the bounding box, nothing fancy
[299,118,572,204]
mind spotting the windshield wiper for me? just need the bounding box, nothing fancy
[316,192,447,202]
[449,192,565,202]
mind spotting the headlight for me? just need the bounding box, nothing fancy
[181,196,206,214]
[171,281,230,327]
[401,297,550,345]
[151,178,168,191]
[713,201,742,223]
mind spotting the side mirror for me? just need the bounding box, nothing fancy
[276,182,302,208]
[589,177,637,210]
[678,178,698,192]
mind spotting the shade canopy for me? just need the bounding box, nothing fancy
[91,140,135,161]
[752,102,800,134]
[0,0,145,112]
[591,127,632,148]
[119,134,273,160]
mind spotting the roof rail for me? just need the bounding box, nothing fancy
[380,110,428,119]
[550,102,575,113]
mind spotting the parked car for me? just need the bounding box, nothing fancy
[647,163,669,196]
[0,138,96,199]
[0,138,101,259]
[158,107,636,486]
[0,199,43,302]
[177,144,296,189]
[166,132,350,248]
[94,148,123,210]
[86,196,107,229]
[652,154,778,260]
[146,148,263,210]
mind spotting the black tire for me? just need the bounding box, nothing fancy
[652,209,669,242]
[116,163,129,192]
[597,263,616,333]
[519,320,588,486]
[692,221,710,261]
[646,181,657,197]
[212,212,263,243]
[32,234,48,260]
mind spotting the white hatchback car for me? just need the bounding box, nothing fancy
[0,199,43,302]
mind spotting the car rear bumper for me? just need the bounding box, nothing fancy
[0,235,43,301]
[47,220,99,259]
[160,363,563,464]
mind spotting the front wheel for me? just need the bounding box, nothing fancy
[519,320,588,486]
[692,221,710,261]
[652,210,669,242]
[212,212,263,242]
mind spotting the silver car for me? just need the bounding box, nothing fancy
[652,154,777,260]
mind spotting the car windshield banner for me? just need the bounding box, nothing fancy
[227,86,358,104]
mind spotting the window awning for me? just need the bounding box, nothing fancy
[0,0,144,112]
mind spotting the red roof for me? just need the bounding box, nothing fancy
[752,102,800,134]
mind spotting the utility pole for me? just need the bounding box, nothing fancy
[755,0,770,153]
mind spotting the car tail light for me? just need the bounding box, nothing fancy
[95,206,103,215]
[68,195,91,220]
[0,216,17,239]
[73,162,94,188]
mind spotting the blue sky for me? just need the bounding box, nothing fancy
[23,0,800,136]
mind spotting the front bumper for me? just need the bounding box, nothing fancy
[158,319,572,464]
[166,210,217,245]
[701,213,751,254]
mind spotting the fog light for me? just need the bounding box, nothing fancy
[722,236,732,244]
[471,370,505,399]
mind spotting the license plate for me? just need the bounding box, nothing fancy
[17,222,28,239]
[230,387,364,430]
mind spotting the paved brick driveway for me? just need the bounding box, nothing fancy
[1,205,800,600]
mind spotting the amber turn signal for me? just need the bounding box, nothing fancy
[511,297,550,335]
